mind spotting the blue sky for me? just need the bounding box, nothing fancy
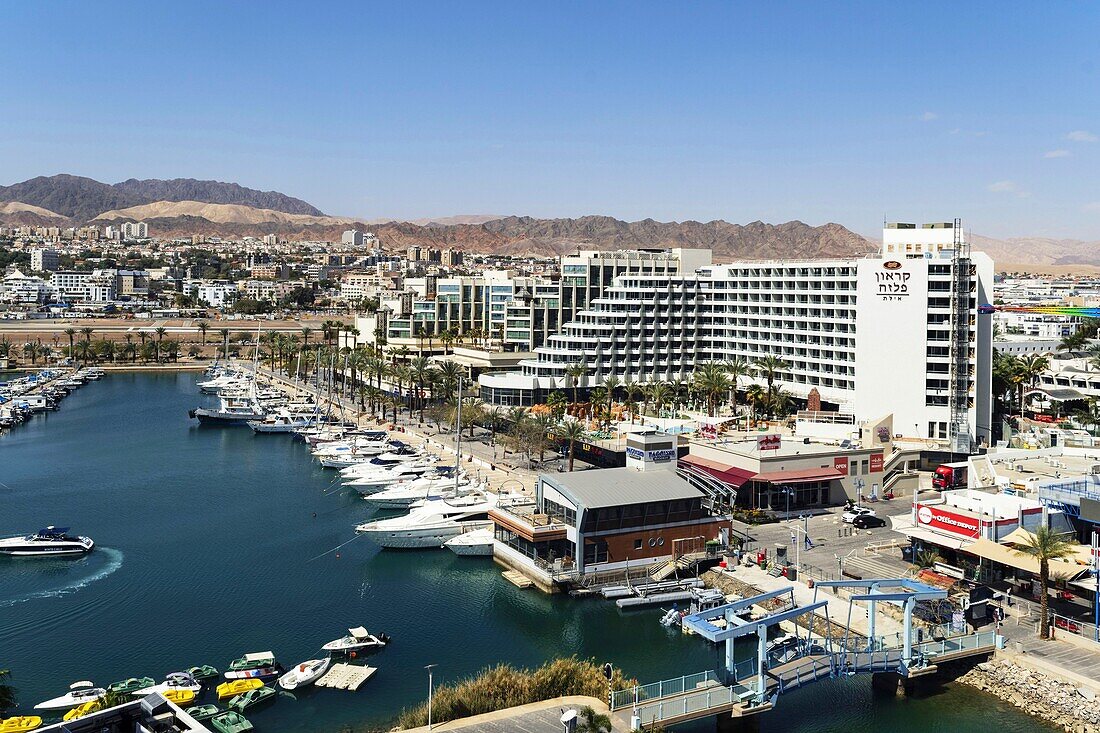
[2,1,1099,238]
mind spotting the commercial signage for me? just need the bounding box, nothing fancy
[757,434,781,451]
[833,456,848,474]
[916,503,982,538]
[876,261,911,302]
[626,447,675,463]
[869,453,884,473]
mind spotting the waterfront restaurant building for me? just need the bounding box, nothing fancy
[490,433,727,591]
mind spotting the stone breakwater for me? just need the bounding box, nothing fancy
[958,659,1100,733]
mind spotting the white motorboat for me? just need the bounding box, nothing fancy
[444,527,495,557]
[34,681,106,711]
[278,658,332,690]
[321,627,389,653]
[248,410,320,433]
[0,526,95,556]
[132,672,201,696]
[355,491,520,549]
[363,475,471,508]
[312,438,390,458]
[345,462,439,492]
[190,394,267,424]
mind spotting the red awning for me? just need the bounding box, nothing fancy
[754,467,844,484]
[679,455,757,488]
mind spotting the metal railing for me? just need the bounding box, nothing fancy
[612,671,721,709]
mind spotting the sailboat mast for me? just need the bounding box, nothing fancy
[454,376,462,492]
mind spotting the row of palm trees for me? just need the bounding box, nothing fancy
[992,352,1051,418]
[1,326,183,366]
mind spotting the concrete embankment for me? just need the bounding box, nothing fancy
[958,658,1100,733]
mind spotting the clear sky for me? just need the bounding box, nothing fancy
[2,1,1098,238]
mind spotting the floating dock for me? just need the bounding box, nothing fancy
[315,663,377,691]
[503,570,534,588]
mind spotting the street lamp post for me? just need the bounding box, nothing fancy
[425,664,438,730]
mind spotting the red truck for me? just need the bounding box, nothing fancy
[933,462,968,490]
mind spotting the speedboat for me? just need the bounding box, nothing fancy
[364,475,470,508]
[444,527,495,557]
[34,682,106,711]
[355,491,518,549]
[189,395,267,425]
[132,672,201,696]
[277,658,331,690]
[321,627,389,653]
[0,527,94,556]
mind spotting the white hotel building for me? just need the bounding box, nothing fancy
[479,222,994,447]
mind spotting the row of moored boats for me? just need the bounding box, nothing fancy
[0,367,103,430]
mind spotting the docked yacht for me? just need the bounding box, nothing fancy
[345,461,439,493]
[444,527,495,556]
[0,526,95,556]
[355,491,518,549]
[190,394,267,425]
[362,474,470,509]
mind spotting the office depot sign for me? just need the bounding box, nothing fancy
[916,504,981,537]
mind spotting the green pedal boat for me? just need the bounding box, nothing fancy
[228,687,276,712]
[186,665,220,681]
[107,677,155,696]
[210,711,253,733]
[188,705,221,722]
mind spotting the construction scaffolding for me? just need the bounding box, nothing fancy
[948,217,973,453]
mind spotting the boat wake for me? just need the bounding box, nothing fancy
[0,547,124,609]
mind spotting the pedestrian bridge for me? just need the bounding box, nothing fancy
[611,579,999,729]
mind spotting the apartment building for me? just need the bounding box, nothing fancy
[347,248,709,352]
[31,247,60,272]
[50,270,117,302]
[121,221,149,239]
[479,223,994,448]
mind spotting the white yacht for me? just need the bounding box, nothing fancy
[190,394,267,424]
[355,491,518,549]
[34,682,106,711]
[0,526,95,556]
[345,461,439,493]
[312,437,391,458]
[444,527,495,556]
[362,474,471,509]
[338,450,424,477]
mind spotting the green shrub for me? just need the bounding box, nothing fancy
[394,657,634,729]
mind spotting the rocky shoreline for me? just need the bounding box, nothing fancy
[958,659,1100,733]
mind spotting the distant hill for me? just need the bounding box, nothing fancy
[94,201,353,226]
[0,174,323,221]
[969,233,1100,268]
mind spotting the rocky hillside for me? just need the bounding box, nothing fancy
[969,233,1100,267]
[0,174,322,221]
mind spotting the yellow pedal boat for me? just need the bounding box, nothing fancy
[0,717,43,733]
[63,702,102,722]
[161,689,196,708]
[216,679,263,701]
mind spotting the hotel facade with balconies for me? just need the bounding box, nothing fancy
[480,223,994,446]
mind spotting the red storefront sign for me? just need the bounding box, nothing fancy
[916,504,981,538]
[869,453,884,473]
[833,456,848,474]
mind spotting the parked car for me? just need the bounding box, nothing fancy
[842,506,876,523]
[852,514,887,529]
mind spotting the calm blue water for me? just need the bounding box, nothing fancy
[0,373,1053,732]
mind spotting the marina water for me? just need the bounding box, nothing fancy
[0,372,1054,732]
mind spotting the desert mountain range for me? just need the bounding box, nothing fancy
[1,174,1097,267]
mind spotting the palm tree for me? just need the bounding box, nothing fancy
[556,419,587,471]
[1015,526,1075,639]
[154,326,167,363]
[196,320,209,345]
[22,341,37,365]
[724,357,752,419]
[601,374,621,425]
[576,706,612,733]
[648,382,672,419]
[437,360,464,399]
[80,326,94,343]
[218,329,230,360]
[753,355,790,417]
[565,362,588,405]
[64,327,76,359]
[301,326,312,350]
[121,341,137,363]
[1016,353,1050,418]
[745,384,767,426]
[693,361,731,417]
[408,356,434,422]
